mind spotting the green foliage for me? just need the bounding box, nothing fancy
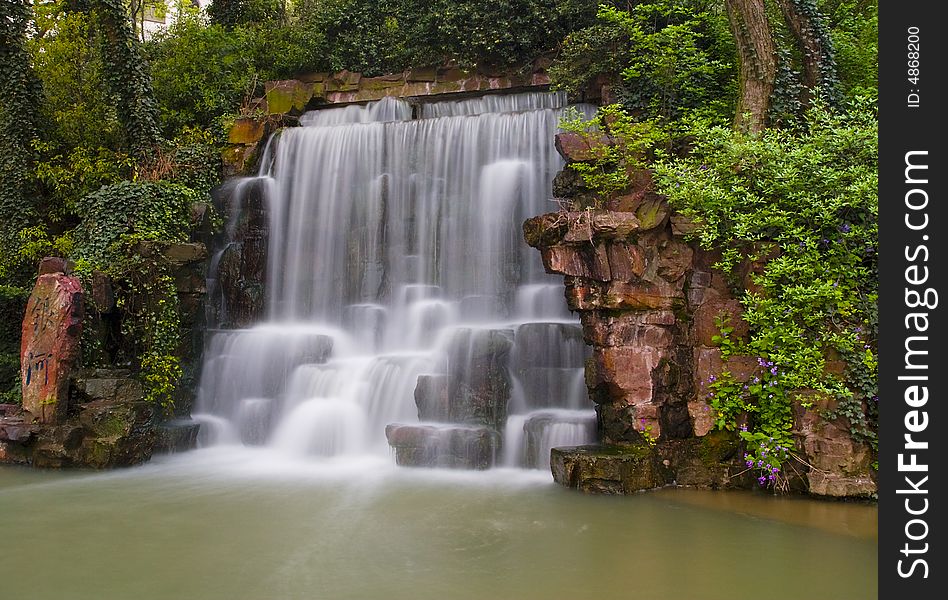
[558,104,669,198]
[0,285,30,404]
[738,430,795,491]
[69,178,197,411]
[111,251,182,412]
[72,180,194,268]
[208,0,286,27]
[147,17,266,135]
[654,97,878,463]
[0,0,43,245]
[550,1,736,121]
[293,0,572,75]
[820,0,877,100]
[87,0,162,158]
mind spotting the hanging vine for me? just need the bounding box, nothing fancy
[775,0,842,108]
[84,0,162,161]
[0,0,43,248]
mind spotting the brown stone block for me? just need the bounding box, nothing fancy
[20,273,84,424]
[601,280,681,311]
[687,399,716,437]
[593,346,660,397]
[670,213,702,237]
[542,246,590,278]
[606,243,636,282]
[264,80,313,114]
[551,445,665,494]
[724,354,759,382]
[694,347,723,399]
[523,213,569,248]
[579,312,676,348]
[91,271,115,313]
[656,240,693,282]
[553,132,612,162]
[38,257,70,275]
[692,297,748,346]
[407,66,438,82]
[590,211,640,239]
[227,118,265,145]
[298,72,329,83]
[634,195,670,230]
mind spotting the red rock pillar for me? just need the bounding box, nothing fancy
[20,258,83,424]
[524,208,693,444]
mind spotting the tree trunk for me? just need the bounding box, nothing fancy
[725,0,776,133]
[775,0,840,107]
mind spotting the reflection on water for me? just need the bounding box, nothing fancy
[0,450,876,600]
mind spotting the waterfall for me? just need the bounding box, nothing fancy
[195,91,597,469]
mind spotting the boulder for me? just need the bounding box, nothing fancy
[414,375,449,421]
[20,271,83,424]
[553,133,612,163]
[385,423,500,469]
[265,80,315,114]
[792,392,877,498]
[550,444,665,493]
[154,419,201,454]
[444,328,513,431]
[227,118,266,145]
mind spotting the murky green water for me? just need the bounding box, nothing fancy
[0,448,876,600]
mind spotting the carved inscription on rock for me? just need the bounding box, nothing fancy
[20,270,83,423]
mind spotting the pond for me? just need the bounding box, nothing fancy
[0,448,876,600]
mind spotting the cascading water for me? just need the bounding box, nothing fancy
[195,91,597,470]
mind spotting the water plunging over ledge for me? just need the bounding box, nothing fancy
[196,92,597,469]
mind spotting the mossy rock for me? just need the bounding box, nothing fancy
[551,444,665,494]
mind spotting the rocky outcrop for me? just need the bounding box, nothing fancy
[524,208,693,445]
[399,328,513,469]
[526,137,877,498]
[208,179,269,328]
[20,260,84,424]
[551,445,664,494]
[442,328,513,432]
[792,393,876,498]
[0,370,198,468]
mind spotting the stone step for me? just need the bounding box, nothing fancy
[385,423,499,470]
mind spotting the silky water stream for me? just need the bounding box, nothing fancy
[197,91,597,468]
[0,92,876,599]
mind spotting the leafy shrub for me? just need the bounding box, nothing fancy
[550,0,736,121]
[72,180,195,269]
[654,96,879,470]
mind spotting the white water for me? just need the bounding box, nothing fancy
[196,92,598,468]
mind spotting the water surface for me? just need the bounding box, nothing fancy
[0,450,877,600]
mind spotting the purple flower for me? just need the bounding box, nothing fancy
[840,224,851,233]
[770,367,778,375]
[746,461,753,468]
